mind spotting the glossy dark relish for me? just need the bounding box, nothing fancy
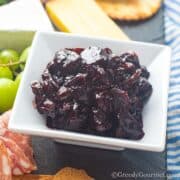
[31,47,152,140]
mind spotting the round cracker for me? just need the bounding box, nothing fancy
[96,0,162,21]
[13,175,53,180]
[53,167,93,180]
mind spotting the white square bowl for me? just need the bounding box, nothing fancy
[9,32,171,152]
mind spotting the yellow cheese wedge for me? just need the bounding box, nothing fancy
[46,0,129,40]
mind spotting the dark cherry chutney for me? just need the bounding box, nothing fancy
[31,47,152,140]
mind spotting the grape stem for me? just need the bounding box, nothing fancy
[0,59,24,67]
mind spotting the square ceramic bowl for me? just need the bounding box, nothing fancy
[9,32,171,152]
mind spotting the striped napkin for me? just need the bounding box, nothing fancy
[165,0,180,178]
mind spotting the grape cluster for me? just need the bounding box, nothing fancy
[31,47,152,140]
[0,47,30,113]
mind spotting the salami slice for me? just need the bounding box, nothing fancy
[0,141,12,180]
[6,148,23,176]
[0,137,37,174]
[0,111,11,129]
[0,128,34,166]
[0,110,37,176]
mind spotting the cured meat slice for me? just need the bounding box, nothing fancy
[0,128,34,166]
[0,110,34,165]
[0,140,11,180]
[0,110,37,176]
[0,111,11,129]
[6,148,23,176]
[0,136,37,174]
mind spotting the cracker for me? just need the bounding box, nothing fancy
[96,0,162,21]
[53,167,94,180]
[13,175,53,180]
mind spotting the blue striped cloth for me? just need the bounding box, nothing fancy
[165,0,180,179]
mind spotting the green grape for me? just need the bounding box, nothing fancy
[0,78,18,113]
[19,47,31,62]
[0,0,12,5]
[15,72,23,87]
[0,49,19,71]
[19,46,31,70]
[0,0,8,5]
[0,67,13,79]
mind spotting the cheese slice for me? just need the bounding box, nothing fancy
[46,0,129,40]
